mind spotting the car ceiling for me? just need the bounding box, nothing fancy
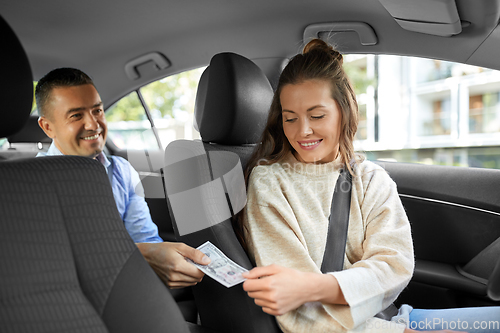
[1,0,500,108]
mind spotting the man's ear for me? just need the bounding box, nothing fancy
[38,116,56,139]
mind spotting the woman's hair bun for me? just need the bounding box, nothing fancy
[302,38,343,65]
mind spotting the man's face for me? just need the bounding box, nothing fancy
[39,84,107,158]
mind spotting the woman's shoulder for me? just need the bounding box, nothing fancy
[249,162,286,184]
[354,159,393,185]
[247,160,296,202]
[356,159,384,173]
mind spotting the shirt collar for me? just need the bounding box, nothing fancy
[46,142,111,168]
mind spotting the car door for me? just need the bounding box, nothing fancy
[344,52,500,310]
[378,161,500,309]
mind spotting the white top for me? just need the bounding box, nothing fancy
[244,153,414,333]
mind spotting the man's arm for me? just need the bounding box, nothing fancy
[120,157,211,287]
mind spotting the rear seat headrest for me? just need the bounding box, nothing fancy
[0,15,33,138]
[7,116,51,144]
[194,52,273,145]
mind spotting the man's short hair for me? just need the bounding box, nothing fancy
[35,68,95,118]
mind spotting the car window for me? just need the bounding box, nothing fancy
[346,54,500,169]
[106,91,159,150]
[106,67,204,151]
[140,67,204,148]
[344,55,375,142]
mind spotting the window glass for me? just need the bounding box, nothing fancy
[105,67,205,152]
[350,54,500,169]
[469,92,500,134]
[415,58,487,83]
[140,67,204,148]
[344,55,375,142]
[31,82,37,114]
[416,94,451,136]
[356,104,367,140]
[106,91,158,150]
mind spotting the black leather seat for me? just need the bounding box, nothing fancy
[193,52,273,167]
[0,14,210,333]
[163,52,282,333]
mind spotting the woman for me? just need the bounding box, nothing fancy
[240,39,499,333]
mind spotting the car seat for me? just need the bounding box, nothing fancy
[163,52,282,333]
[0,15,213,333]
[0,116,51,160]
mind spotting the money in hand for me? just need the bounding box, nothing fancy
[188,241,248,288]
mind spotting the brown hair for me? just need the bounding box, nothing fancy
[235,39,364,250]
[245,38,363,183]
[35,67,95,119]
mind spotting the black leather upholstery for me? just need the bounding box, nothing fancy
[164,53,280,333]
[194,52,272,146]
[0,15,33,138]
[164,143,281,333]
[194,52,273,168]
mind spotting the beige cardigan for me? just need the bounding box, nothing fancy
[243,153,414,333]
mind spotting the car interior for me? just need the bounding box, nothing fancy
[0,14,216,333]
[1,0,500,332]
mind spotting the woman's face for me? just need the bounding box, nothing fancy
[281,79,342,164]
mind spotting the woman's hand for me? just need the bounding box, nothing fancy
[242,264,346,316]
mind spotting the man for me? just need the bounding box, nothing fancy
[36,67,209,288]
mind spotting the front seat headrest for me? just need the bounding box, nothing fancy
[0,15,33,138]
[7,116,51,144]
[194,52,273,145]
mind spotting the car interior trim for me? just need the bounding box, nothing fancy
[138,171,162,178]
[303,22,378,46]
[456,265,489,285]
[399,193,500,217]
[414,260,487,296]
[393,18,462,37]
[124,52,171,80]
[378,0,462,37]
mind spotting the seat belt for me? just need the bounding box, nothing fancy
[320,169,351,273]
[320,168,398,320]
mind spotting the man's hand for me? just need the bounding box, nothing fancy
[136,242,211,289]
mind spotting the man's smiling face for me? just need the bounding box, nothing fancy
[39,84,107,158]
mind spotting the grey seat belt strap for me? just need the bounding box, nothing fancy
[319,167,399,320]
[320,169,352,273]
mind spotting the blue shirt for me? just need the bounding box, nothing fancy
[37,143,163,243]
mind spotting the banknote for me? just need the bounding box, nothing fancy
[188,241,248,288]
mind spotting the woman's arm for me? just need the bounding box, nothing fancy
[242,264,346,316]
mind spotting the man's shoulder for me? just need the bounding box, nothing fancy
[108,154,129,165]
[108,155,141,179]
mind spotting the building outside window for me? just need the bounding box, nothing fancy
[347,54,500,169]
